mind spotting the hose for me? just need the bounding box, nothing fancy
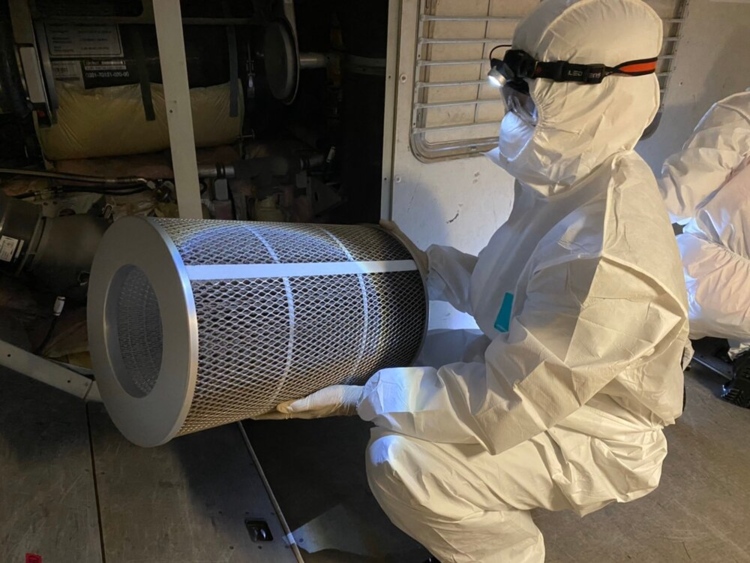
[13,184,151,199]
[35,316,60,356]
[59,185,150,195]
[36,296,65,356]
[0,167,150,186]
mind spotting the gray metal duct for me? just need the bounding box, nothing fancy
[88,217,428,446]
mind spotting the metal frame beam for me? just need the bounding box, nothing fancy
[0,340,100,401]
[153,0,203,219]
[380,0,402,220]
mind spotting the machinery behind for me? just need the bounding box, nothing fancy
[0,0,389,362]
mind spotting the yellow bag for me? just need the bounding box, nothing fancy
[40,81,243,160]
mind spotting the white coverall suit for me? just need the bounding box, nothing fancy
[270,0,689,561]
[659,90,750,358]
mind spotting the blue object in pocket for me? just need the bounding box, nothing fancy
[494,292,514,333]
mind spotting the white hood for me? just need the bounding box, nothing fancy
[487,0,662,196]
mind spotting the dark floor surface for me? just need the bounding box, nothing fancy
[3,362,749,562]
[248,364,750,563]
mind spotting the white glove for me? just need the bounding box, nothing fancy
[380,220,429,274]
[253,385,365,420]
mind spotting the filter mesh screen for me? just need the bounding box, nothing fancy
[106,219,427,438]
[115,266,164,398]
[160,219,413,265]
[179,269,425,435]
[161,219,276,265]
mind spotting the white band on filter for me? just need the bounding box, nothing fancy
[185,260,418,281]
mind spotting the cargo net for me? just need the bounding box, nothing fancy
[157,219,413,265]
[178,270,425,434]
[115,266,164,398]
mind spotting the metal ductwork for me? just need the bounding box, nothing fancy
[0,193,107,296]
[88,217,428,447]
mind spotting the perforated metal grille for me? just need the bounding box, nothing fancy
[115,266,163,397]
[179,270,426,435]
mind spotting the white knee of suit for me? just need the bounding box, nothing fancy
[366,433,547,563]
[366,434,416,510]
[365,434,449,555]
[365,434,474,523]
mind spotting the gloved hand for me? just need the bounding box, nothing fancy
[380,220,429,274]
[253,385,365,420]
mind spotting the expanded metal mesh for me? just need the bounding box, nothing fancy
[160,219,276,265]
[113,219,427,436]
[159,219,413,265]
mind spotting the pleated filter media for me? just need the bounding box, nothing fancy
[88,217,428,446]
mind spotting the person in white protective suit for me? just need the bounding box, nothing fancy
[262,0,689,561]
[659,91,750,405]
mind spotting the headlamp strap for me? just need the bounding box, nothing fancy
[533,56,659,84]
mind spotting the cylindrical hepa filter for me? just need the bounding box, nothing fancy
[88,217,427,446]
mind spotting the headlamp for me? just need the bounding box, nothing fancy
[488,48,658,86]
[488,67,505,88]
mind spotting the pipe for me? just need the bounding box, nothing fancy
[299,52,327,69]
[0,167,150,185]
[198,155,327,182]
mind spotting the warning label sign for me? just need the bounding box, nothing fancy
[0,236,19,263]
[45,24,123,59]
